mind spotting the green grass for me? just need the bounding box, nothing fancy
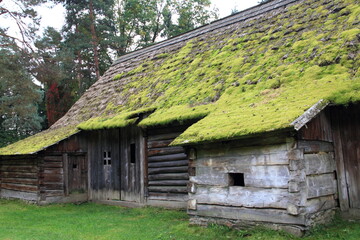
[0,199,360,240]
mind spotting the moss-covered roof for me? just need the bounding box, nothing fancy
[1,0,359,155]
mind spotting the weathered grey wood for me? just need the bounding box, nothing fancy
[1,178,38,185]
[190,204,306,225]
[148,132,183,141]
[149,180,188,186]
[148,139,173,148]
[148,192,188,201]
[193,151,289,168]
[148,160,188,168]
[291,99,329,131]
[304,153,335,175]
[306,173,337,199]
[148,186,187,193]
[148,153,187,162]
[148,173,189,181]
[297,140,333,154]
[194,186,296,209]
[63,153,69,196]
[1,172,38,179]
[0,165,38,173]
[1,183,37,192]
[148,146,184,157]
[197,143,290,159]
[193,165,290,188]
[305,195,337,214]
[148,166,188,174]
[0,189,37,201]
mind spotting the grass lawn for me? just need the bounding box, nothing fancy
[0,199,360,240]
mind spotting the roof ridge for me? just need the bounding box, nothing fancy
[113,0,300,66]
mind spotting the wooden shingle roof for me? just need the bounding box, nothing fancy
[1,0,359,154]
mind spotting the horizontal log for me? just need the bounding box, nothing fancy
[297,140,333,154]
[197,143,289,159]
[195,186,296,209]
[148,160,188,168]
[41,173,63,182]
[148,153,187,162]
[44,168,63,175]
[190,204,306,225]
[147,132,181,141]
[148,173,189,181]
[42,183,64,190]
[0,159,37,165]
[0,165,38,173]
[148,192,188,201]
[1,172,38,179]
[148,166,188,174]
[43,156,63,162]
[1,178,38,185]
[148,186,188,193]
[148,139,173,149]
[193,151,289,167]
[44,162,63,168]
[192,165,290,188]
[305,195,337,214]
[304,153,335,175]
[0,189,37,201]
[149,180,188,186]
[307,173,337,199]
[148,147,184,157]
[1,183,38,192]
[43,190,64,197]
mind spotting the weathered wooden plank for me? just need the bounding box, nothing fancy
[148,132,182,141]
[148,139,173,149]
[193,165,290,188]
[44,161,63,168]
[148,173,189,181]
[305,195,337,214]
[190,204,306,225]
[149,180,188,186]
[1,172,38,179]
[0,165,38,173]
[304,153,335,175]
[43,183,64,190]
[197,143,290,159]
[194,186,296,209]
[148,166,188,174]
[148,153,187,162]
[148,193,188,201]
[297,140,333,154]
[148,186,188,193]
[0,159,37,165]
[148,147,184,157]
[0,189,37,201]
[148,160,188,168]
[44,168,63,175]
[43,190,64,197]
[1,178,38,185]
[306,173,337,199]
[193,151,289,168]
[43,156,63,162]
[1,183,38,192]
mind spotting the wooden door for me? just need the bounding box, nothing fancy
[120,126,143,202]
[68,155,88,194]
[332,104,360,210]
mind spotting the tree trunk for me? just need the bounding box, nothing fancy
[89,0,100,79]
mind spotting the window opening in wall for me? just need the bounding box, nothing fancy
[73,164,77,169]
[229,173,245,186]
[130,143,136,164]
[104,151,112,165]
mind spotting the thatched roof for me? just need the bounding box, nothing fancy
[1,0,359,155]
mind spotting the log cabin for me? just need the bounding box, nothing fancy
[0,0,359,235]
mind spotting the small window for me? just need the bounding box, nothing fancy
[229,173,245,186]
[103,151,112,165]
[130,143,136,164]
[73,164,77,169]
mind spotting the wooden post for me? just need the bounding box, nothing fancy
[63,153,69,196]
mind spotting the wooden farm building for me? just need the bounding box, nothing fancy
[1,0,359,235]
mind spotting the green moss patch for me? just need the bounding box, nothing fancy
[0,126,79,155]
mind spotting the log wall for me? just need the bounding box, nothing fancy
[188,134,338,235]
[0,155,40,201]
[146,125,190,205]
